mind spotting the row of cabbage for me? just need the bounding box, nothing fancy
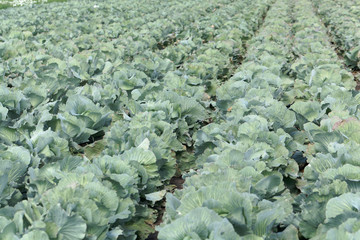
[290,1,360,238]
[0,0,273,239]
[158,0,298,238]
[158,0,360,238]
[313,0,360,69]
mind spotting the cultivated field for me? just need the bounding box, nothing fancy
[0,0,360,239]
